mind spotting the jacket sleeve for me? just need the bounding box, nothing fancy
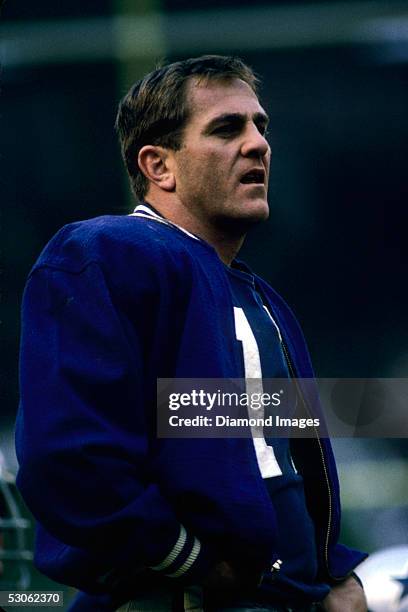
[16,260,213,591]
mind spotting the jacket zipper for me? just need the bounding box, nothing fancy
[257,288,347,581]
[280,338,340,581]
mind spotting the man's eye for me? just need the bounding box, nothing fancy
[213,125,238,136]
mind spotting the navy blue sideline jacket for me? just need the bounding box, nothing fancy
[15,205,366,608]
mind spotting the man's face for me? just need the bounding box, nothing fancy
[172,77,271,233]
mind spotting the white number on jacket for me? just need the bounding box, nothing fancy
[233,307,282,478]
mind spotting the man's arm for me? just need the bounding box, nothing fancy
[16,261,213,591]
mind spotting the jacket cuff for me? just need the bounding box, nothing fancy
[149,525,213,583]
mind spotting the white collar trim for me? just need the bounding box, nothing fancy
[129,204,200,242]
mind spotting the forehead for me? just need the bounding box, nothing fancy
[186,77,265,126]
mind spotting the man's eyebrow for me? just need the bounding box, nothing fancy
[202,111,269,134]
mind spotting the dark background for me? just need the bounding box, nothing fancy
[1,0,408,605]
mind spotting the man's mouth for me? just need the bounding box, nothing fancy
[240,169,265,185]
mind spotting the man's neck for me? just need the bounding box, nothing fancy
[143,199,245,266]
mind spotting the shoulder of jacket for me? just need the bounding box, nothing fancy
[30,214,207,277]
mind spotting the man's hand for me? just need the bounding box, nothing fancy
[321,575,367,611]
[203,560,240,592]
[202,560,263,595]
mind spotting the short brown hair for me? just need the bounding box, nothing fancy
[115,55,259,201]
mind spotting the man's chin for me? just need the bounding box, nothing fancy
[215,204,269,235]
[237,199,270,224]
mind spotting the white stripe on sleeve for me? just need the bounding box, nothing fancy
[150,525,187,571]
[166,537,201,578]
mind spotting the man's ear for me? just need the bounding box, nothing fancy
[137,145,176,192]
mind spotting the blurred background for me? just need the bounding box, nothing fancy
[1,0,408,608]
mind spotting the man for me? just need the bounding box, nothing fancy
[16,56,367,611]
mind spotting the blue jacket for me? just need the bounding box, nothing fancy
[16,209,366,607]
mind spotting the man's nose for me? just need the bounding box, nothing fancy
[240,124,270,158]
